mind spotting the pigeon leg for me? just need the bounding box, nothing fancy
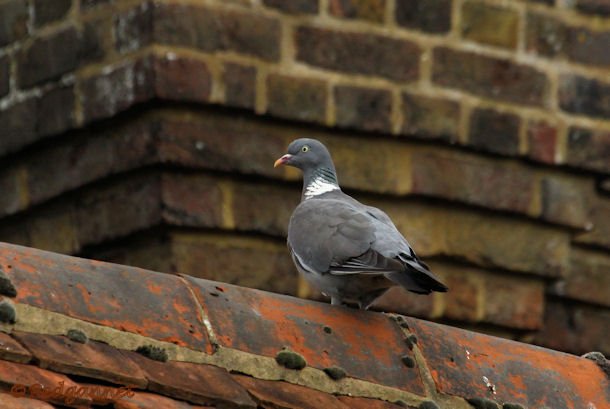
[330,297,346,307]
[358,288,389,310]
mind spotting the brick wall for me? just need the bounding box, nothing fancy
[0,0,609,356]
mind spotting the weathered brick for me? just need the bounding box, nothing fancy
[0,55,9,98]
[224,63,256,110]
[81,0,112,9]
[411,149,536,215]
[267,74,327,124]
[0,0,28,46]
[433,48,549,107]
[0,99,38,157]
[36,85,75,137]
[154,4,281,61]
[482,274,544,329]
[75,173,162,248]
[540,175,590,229]
[564,27,610,67]
[401,93,459,141]
[114,2,152,54]
[79,17,109,64]
[395,0,452,34]
[329,0,386,22]
[575,195,610,250]
[17,26,79,88]
[468,108,520,156]
[0,166,28,216]
[552,248,610,307]
[160,174,225,229]
[263,0,319,14]
[440,265,480,322]
[526,12,565,58]
[527,120,558,164]
[566,127,610,173]
[371,286,436,319]
[527,13,610,67]
[560,75,610,120]
[153,54,211,103]
[81,58,153,124]
[295,26,420,81]
[171,232,298,295]
[33,0,71,27]
[25,121,154,209]
[576,0,610,15]
[28,207,79,254]
[462,1,519,48]
[534,300,610,355]
[334,85,392,132]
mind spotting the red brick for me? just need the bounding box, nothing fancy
[33,0,71,27]
[263,0,319,14]
[233,375,349,409]
[154,3,281,61]
[127,352,256,408]
[395,0,452,34]
[0,332,32,363]
[433,47,549,107]
[296,26,421,81]
[0,360,91,406]
[36,85,75,138]
[114,2,152,54]
[13,332,148,388]
[527,120,558,164]
[223,63,256,110]
[153,54,211,103]
[329,0,386,22]
[461,1,519,49]
[534,300,610,356]
[17,26,79,88]
[0,0,28,46]
[564,27,610,68]
[335,85,392,133]
[442,270,479,322]
[405,317,610,408]
[267,74,328,124]
[81,57,153,124]
[0,55,9,98]
[2,241,210,351]
[401,93,459,141]
[468,108,521,156]
[0,392,55,409]
[411,149,535,215]
[185,277,425,394]
[565,126,610,173]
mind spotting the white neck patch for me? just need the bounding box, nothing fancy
[304,177,340,199]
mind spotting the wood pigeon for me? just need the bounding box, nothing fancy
[274,138,448,309]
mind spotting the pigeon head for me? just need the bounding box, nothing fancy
[274,138,333,171]
[274,138,340,198]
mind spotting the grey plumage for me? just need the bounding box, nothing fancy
[275,138,448,309]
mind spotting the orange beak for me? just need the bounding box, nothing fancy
[274,154,292,168]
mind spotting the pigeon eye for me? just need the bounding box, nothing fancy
[301,146,310,153]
